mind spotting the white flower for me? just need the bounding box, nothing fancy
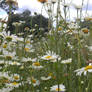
[1,31,18,42]
[26,77,40,86]
[41,76,51,81]
[11,74,20,81]
[0,60,5,65]
[3,51,16,60]
[74,63,92,76]
[62,3,70,7]
[6,82,21,88]
[73,4,82,9]
[8,61,21,66]
[31,77,40,87]
[88,46,92,51]
[12,22,21,26]
[21,57,32,62]
[79,28,89,37]
[41,51,60,60]
[0,72,11,79]
[31,62,43,70]
[51,0,56,3]
[50,84,66,92]
[61,58,72,64]
[0,87,13,92]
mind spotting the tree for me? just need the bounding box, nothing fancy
[7,9,49,37]
[0,0,18,14]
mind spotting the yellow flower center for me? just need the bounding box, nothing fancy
[13,62,17,65]
[26,40,30,44]
[48,73,53,76]
[82,28,89,34]
[4,79,10,83]
[33,62,40,66]
[58,27,62,31]
[3,44,7,48]
[56,88,62,91]
[32,78,36,83]
[6,36,12,41]
[6,56,12,60]
[24,48,29,52]
[45,56,52,59]
[24,27,30,31]
[12,82,19,85]
[38,0,47,3]
[14,76,19,80]
[85,65,92,71]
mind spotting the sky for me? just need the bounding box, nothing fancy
[0,0,92,20]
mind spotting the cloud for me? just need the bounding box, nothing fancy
[18,0,42,13]
[0,0,92,20]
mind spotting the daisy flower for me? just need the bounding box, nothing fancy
[88,46,92,51]
[31,62,43,70]
[74,63,92,76]
[21,57,32,62]
[41,76,51,81]
[50,84,66,92]
[8,61,21,66]
[61,58,72,64]
[0,87,13,92]
[31,77,40,87]
[2,31,18,42]
[26,77,40,86]
[11,74,20,81]
[38,0,47,3]
[6,82,21,88]
[41,51,60,60]
[3,51,16,60]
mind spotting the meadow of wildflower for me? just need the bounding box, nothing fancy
[0,0,92,92]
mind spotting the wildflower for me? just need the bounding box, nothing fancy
[38,0,47,3]
[41,51,59,60]
[80,28,89,37]
[50,84,66,92]
[81,28,89,34]
[61,58,72,64]
[6,82,21,88]
[0,87,13,92]
[41,76,51,81]
[6,0,18,6]
[51,0,56,4]
[26,40,30,44]
[31,77,40,86]
[84,17,92,21]
[74,4,82,9]
[12,74,20,81]
[20,66,24,70]
[24,27,30,31]
[74,63,92,76]
[62,3,70,7]
[21,57,33,63]
[3,43,7,48]
[24,47,30,52]
[31,62,43,70]
[5,55,12,60]
[12,22,21,26]
[8,61,21,66]
[2,31,18,42]
[0,60,5,66]
[3,51,16,60]
[58,27,62,31]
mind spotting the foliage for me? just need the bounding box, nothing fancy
[0,0,18,14]
[7,9,49,38]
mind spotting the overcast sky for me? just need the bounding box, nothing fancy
[0,0,92,20]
